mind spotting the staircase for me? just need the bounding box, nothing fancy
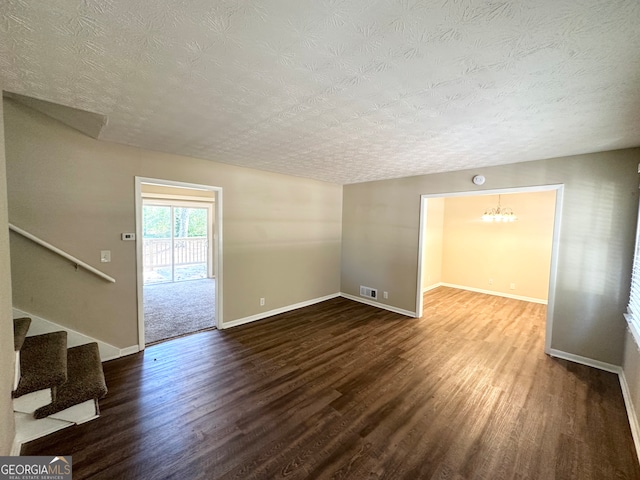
[12,317,108,445]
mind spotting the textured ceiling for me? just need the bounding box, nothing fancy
[1,0,640,184]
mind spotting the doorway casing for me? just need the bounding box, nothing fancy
[416,184,564,355]
[135,177,223,350]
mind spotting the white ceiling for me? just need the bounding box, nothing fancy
[1,0,640,184]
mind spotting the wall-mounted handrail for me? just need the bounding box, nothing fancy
[8,223,116,283]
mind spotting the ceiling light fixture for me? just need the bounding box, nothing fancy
[482,195,516,222]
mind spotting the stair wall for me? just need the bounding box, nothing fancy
[13,309,139,362]
[0,88,17,456]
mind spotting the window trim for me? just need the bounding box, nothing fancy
[626,197,640,347]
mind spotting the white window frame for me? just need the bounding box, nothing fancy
[626,197,640,345]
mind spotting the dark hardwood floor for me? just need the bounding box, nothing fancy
[22,287,640,479]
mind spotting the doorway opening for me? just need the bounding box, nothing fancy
[416,185,563,353]
[135,178,223,349]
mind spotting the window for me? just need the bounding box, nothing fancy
[142,200,213,284]
[626,198,640,344]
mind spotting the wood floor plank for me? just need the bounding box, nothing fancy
[21,287,640,479]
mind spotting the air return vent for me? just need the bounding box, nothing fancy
[360,286,377,299]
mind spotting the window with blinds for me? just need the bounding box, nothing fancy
[626,199,640,344]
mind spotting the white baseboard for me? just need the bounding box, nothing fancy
[619,369,640,464]
[422,282,443,293]
[546,348,621,374]
[439,283,547,304]
[10,437,21,456]
[221,293,341,329]
[118,345,140,358]
[340,293,416,318]
[13,308,133,362]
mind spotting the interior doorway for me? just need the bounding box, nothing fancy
[135,178,223,349]
[416,185,563,353]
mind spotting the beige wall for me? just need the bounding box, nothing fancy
[342,150,639,365]
[421,197,444,289]
[623,330,640,429]
[0,94,16,454]
[4,99,342,348]
[440,191,555,301]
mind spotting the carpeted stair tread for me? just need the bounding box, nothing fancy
[13,317,32,352]
[35,342,107,419]
[13,331,68,398]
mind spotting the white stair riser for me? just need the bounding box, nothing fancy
[14,412,72,445]
[13,389,52,414]
[49,399,98,424]
[14,399,99,445]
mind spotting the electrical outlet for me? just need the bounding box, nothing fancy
[260,297,265,306]
[383,291,388,299]
[510,283,516,290]
[100,250,111,263]
[488,279,493,285]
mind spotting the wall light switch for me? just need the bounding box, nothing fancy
[101,250,111,263]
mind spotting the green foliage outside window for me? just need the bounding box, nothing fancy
[143,205,207,238]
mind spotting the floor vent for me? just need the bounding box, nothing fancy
[359,286,377,299]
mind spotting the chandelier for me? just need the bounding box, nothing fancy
[482,195,516,222]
